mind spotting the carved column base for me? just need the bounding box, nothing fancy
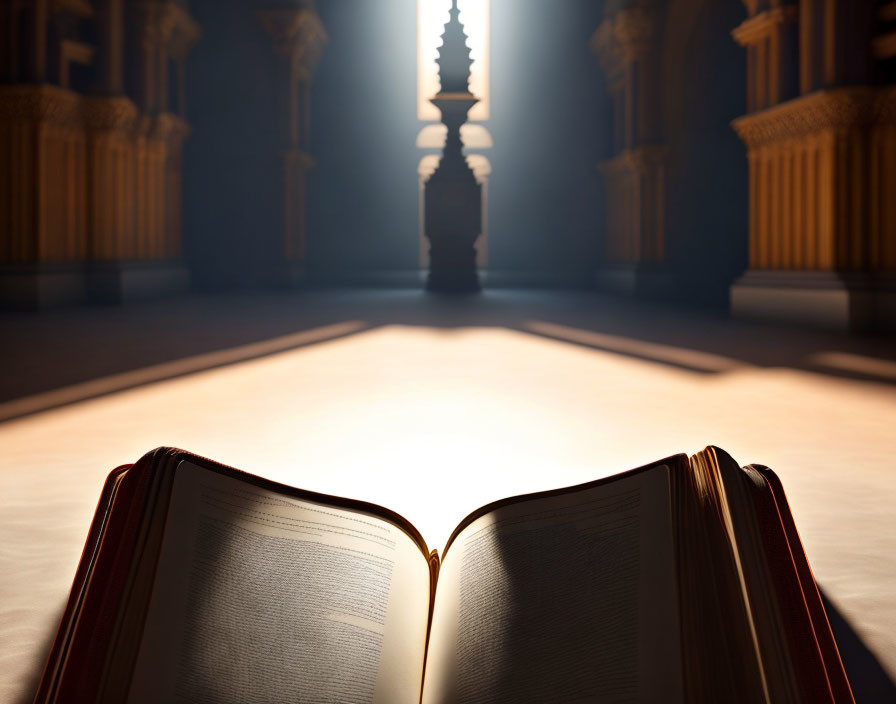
[0,263,87,310]
[86,260,190,304]
[730,270,896,332]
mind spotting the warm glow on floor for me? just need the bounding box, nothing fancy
[1,323,895,698]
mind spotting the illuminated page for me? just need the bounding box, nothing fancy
[422,467,682,704]
[128,461,430,704]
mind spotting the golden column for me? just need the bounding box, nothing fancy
[591,4,668,295]
[86,0,199,302]
[85,0,138,279]
[730,0,896,331]
[0,0,199,307]
[0,1,91,308]
[259,3,327,286]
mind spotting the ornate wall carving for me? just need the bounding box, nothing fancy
[733,87,896,273]
[729,0,895,330]
[0,0,199,305]
[259,6,326,274]
[591,4,666,278]
[731,4,798,111]
[0,85,87,263]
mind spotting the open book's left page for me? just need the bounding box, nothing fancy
[127,461,431,704]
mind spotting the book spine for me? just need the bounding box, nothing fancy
[420,550,441,704]
[32,463,132,704]
[751,466,855,704]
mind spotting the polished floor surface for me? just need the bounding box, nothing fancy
[1,290,894,702]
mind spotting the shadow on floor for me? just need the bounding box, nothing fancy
[820,589,896,703]
[0,289,894,420]
[13,600,66,704]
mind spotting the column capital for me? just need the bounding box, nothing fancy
[165,3,201,62]
[258,7,327,81]
[590,7,656,81]
[731,4,796,47]
[731,87,878,149]
[739,0,795,17]
[0,84,83,127]
[82,94,139,131]
[136,0,200,55]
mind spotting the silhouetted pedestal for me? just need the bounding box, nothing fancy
[424,0,482,293]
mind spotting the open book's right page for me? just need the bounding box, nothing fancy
[422,466,682,704]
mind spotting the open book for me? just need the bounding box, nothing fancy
[35,447,853,703]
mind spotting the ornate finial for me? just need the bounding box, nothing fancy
[436,0,474,96]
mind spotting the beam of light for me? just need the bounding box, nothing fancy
[418,0,490,122]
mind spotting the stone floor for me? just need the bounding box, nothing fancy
[1,289,894,702]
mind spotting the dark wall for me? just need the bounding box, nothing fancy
[487,0,608,280]
[183,0,285,289]
[663,0,748,308]
[308,0,421,277]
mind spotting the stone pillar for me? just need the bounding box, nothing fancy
[84,96,138,262]
[259,5,327,286]
[161,113,191,259]
[730,0,896,331]
[0,0,198,308]
[732,2,798,111]
[591,4,670,296]
[0,86,89,308]
[26,0,49,82]
[0,1,95,308]
[97,0,124,94]
[0,1,25,83]
[86,0,198,303]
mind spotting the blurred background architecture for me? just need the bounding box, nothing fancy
[1,0,892,329]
